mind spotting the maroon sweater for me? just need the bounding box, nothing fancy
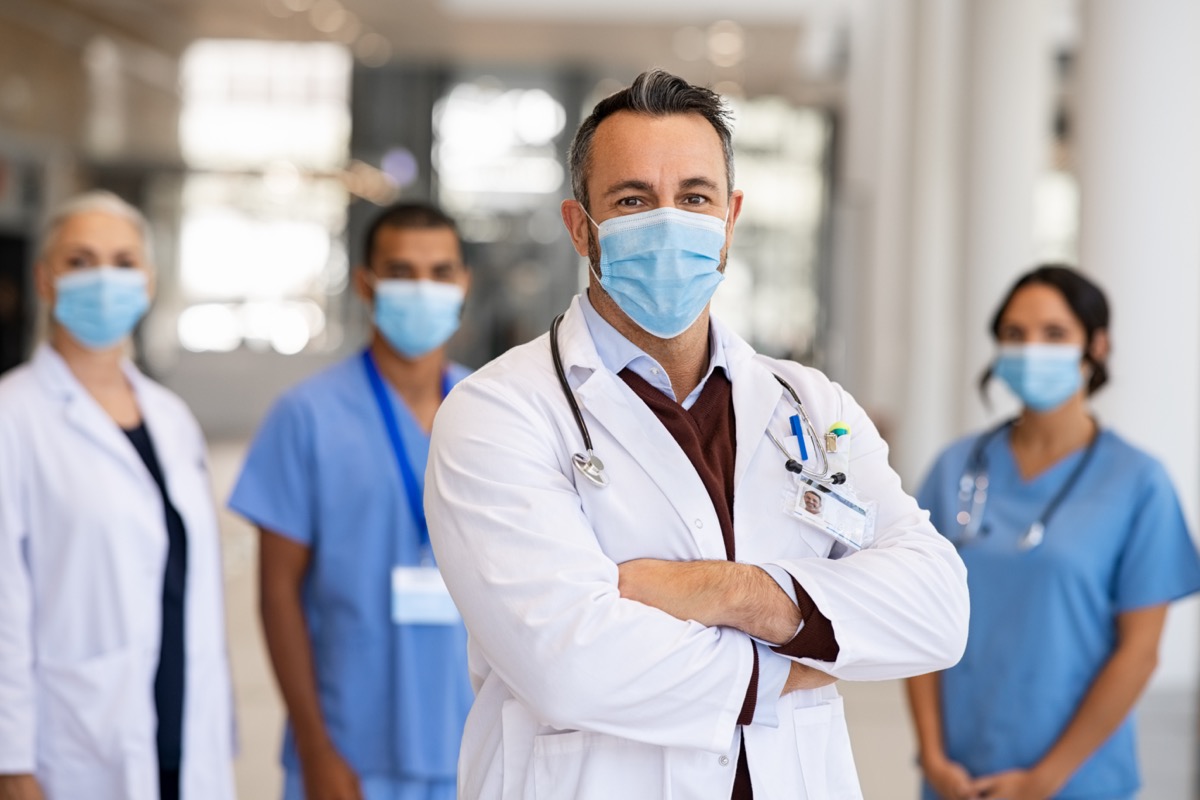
[620,367,838,799]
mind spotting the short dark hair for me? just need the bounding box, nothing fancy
[567,69,735,212]
[363,201,461,266]
[980,264,1111,398]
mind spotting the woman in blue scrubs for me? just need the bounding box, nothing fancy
[907,265,1200,800]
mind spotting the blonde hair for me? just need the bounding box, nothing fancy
[37,190,154,265]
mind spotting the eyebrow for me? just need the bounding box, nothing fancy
[679,176,721,192]
[601,176,722,198]
[601,179,654,198]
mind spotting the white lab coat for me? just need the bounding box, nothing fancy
[426,298,969,800]
[0,345,235,800]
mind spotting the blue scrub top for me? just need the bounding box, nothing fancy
[229,353,474,781]
[917,427,1200,799]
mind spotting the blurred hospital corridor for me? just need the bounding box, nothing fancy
[5,0,1200,797]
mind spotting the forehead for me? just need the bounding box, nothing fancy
[1001,283,1079,323]
[587,110,728,195]
[52,210,143,252]
[371,225,462,263]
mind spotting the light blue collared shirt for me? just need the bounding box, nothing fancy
[578,291,793,727]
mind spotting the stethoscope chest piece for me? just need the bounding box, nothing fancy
[1018,521,1045,550]
[572,451,609,487]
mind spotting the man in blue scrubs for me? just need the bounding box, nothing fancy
[230,202,473,800]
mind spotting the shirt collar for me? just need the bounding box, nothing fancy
[577,290,727,406]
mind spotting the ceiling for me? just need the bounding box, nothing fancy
[5,0,847,101]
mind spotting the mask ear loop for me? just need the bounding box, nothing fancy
[577,205,607,288]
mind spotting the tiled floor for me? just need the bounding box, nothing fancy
[209,441,1198,799]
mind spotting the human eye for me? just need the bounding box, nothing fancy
[1043,325,1070,342]
[681,194,709,207]
[380,263,413,280]
[996,324,1025,343]
[615,196,645,209]
[65,251,96,270]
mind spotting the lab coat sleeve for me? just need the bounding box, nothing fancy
[426,375,755,753]
[769,385,969,681]
[0,416,35,772]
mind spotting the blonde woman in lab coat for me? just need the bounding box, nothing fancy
[0,191,235,800]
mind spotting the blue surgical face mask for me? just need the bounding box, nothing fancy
[373,279,465,358]
[54,267,150,350]
[585,206,727,339]
[993,343,1085,412]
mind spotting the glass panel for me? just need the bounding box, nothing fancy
[172,39,352,355]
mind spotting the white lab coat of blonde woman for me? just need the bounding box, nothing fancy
[0,192,235,800]
[426,299,969,800]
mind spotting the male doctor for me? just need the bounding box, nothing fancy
[231,202,473,800]
[425,70,969,800]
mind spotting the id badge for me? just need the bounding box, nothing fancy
[791,479,877,551]
[391,566,462,625]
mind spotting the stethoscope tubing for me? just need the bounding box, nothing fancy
[549,311,840,489]
[957,416,1101,549]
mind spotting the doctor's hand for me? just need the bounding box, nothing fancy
[968,769,1055,800]
[300,745,364,800]
[783,661,837,693]
[0,774,44,800]
[919,755,975,799]
[617,559,802,643]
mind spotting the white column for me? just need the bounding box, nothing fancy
[829,0,882,395]
[1077,0,1200,692]
[958,0,1054,432]
[831,0,914,429]
[893,0,967,487]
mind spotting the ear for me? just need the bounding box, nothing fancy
[34,258,54,304]
[723,190,745,247]
[1088,328,1110,364]
[353,265,373,305]
[561,199,591,257]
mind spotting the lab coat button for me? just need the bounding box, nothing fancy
[718,755,730,766]
[694,519,703,528]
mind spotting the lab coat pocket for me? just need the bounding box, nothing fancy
[531,730,667,800]
[792,697,862,800]
[795,517,835,559]
[38,648,156,799]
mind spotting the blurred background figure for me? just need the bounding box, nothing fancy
[907,266,1200,800]
[228,202,472,800]
[2,0,1199,797]
[0,191,235,800]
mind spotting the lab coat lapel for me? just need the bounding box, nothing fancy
[32,344,156,488]
[719,322,786,494]
[557,300,729,560]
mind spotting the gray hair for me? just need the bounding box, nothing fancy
[567,69,735,212]
[38,190,154,264]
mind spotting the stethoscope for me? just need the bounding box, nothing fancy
[550,312,845,488]
[956,417,1100,550]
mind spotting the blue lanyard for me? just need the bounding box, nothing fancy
[361,350,450,555]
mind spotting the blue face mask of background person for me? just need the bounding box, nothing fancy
[374,279,465,358]
[54,267,150,350]
[587,206,727,339]
[993,343,1085,412]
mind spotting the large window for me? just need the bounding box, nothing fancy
[714,96,830,361]
[174,40,353,355]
